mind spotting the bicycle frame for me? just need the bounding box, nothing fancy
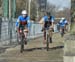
[46,29,49,51]
[60,27,65,37]
[20,29,28,53]
[46,27,53,51]
[20,29,25,53]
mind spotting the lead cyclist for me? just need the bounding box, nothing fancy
[16,10,31,45]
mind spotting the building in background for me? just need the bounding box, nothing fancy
[38,0,47,12]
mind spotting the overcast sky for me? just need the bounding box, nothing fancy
[47,0,71,9]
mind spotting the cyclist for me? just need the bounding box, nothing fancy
[16,10,30,45]
[59,17,68,34]
[39,12,55,44]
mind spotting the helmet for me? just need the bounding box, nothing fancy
[61,17,65,20]
[21,10,27,15]
[47,12,51,16]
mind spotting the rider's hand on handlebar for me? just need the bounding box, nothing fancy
[15,27,18,32]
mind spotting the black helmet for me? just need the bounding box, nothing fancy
[47,12,51,16]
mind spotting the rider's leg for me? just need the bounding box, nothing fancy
[44,31,46,40]
[41,22,47,44]
[24,28,28,45]
[49,29,53,43]
[24,32,27,45]
[43,30,46,44]
[60,27,62,33]
[64,25,68,33]
[41,22,45,31]
[60,26,64,37]
[18,29,21,44]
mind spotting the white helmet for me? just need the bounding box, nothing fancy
[21,10,27,14]
[61,17,65,20]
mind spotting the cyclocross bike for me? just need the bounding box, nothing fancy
[45,27,53,51]
[19,28,27,53]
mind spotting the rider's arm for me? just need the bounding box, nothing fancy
[16,16,21,29]
[16,19,19,28]
[39,17,45,29]
[27,16,31,28]
[15,19,20,32]
[65,20,68,25]
[39,18,44,24]
[39,16,48,24]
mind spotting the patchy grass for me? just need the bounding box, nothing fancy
[70,23,75,35]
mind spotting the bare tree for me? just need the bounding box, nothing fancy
[0,0,2,7]
[46,2,56,15]
[30,0,37,20]
[16,0,28,17]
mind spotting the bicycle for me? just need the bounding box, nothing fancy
[18,28,28,53]
[46,27,53,51]
[60,28,64,37]
[59,22,68,37]
[20,29,25,53]
[60,26,65,37]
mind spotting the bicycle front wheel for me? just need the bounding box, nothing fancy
[20,36,24,53]
[47,34,49,51]
[61,29,64,37]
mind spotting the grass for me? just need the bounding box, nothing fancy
[70,23,75,35]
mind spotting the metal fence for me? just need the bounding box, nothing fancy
[0,18,43,46]
[0,17,60,46]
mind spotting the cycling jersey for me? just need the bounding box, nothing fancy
[43,16,48,22]
[49,16,55,23]
[59,19,68,27]
[43,16,54,29]
[16,15,30,29]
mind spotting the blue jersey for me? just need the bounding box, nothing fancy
[43,16,54,22]
[59,19,68,27]
[49,16,55,22]
[43,16,48,22]
[16,15,30,28]
[43,16,55,29]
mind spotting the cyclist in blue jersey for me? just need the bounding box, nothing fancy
[39,13,55,44]
[59,17,68,35]
[16,10,30,45]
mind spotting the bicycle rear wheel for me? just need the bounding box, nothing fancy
[20,35,24,53]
